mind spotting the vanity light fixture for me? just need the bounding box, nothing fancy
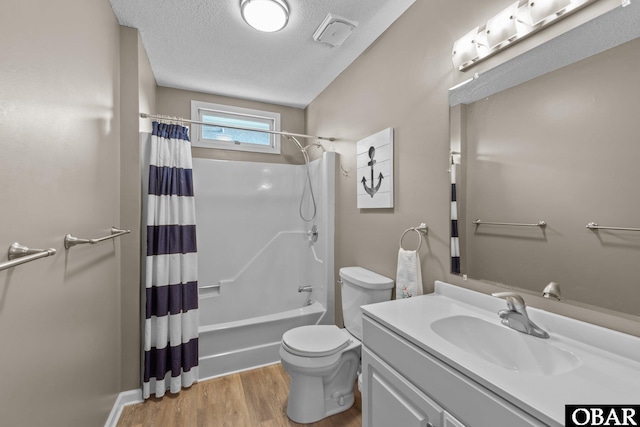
[452,27,480,69]
[519,0,572,26]
[483,2,520,50]
[452,0,598,71]
[240,0,289,33]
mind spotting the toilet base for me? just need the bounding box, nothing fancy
[281,346,360,424]
[286,377,355,424]
[324,391,355,418]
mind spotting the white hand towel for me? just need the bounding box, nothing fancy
[396,248,422,299]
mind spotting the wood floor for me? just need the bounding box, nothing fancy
[117,363,362,427]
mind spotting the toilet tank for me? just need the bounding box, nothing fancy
[340,267,394,341]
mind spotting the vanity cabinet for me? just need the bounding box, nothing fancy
[362,315,546,427]
[363,347,444,427]
[443,412,466,427]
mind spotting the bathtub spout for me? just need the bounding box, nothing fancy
[298,286,313,293]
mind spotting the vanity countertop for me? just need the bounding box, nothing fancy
[361,281,640,426]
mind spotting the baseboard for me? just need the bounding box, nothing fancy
[104,389,143,427]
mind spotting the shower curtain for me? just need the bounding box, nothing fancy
[143,121,199,399]
[450,158,461,274]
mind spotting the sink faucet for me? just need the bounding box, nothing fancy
[492,292,549,339]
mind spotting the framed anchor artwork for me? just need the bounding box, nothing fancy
[356,127,394,209]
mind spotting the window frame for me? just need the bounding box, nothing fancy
[191,100,281,154]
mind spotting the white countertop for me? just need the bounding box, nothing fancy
[361,281,640,426]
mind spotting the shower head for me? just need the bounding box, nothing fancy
[286,135,323,153]
[286,134,304,150]
[299,141,326,159]
[306,141,323,150]
[286,135,310,164]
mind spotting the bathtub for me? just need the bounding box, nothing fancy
[198,300,326,380]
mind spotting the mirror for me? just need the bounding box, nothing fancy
[449,3,640,317]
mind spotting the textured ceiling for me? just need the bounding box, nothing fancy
[109,0,416,108]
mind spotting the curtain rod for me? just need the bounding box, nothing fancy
[140,113,336,141]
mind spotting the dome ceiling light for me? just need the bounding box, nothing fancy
[240,0,290,33]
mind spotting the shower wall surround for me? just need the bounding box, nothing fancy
[191,153,336,378]
[193,154,335,326]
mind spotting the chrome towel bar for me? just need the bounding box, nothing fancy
[0,243,56,272]
[64,227,130,249]
[586,222,640,232]
[473,219,546,228]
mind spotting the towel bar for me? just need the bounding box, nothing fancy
[473,219,546,228]
[0,243,56,272]
[64,227,130,249]
[586,222,640,232]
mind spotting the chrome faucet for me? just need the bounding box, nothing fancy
[298,286,313,293]
[492,292,549,339]
[542,282,562,300]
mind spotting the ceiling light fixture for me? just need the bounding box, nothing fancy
[240,0,289,33]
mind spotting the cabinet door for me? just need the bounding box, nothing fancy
[443,412,467,427]
[363,347,442,427]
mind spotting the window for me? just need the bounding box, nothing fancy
[191,100,281,154]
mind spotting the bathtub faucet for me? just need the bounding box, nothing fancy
[298,286,313,293]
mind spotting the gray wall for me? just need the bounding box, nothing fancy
[0,0,123,425]
[119,26,157,392]
[306,0,640,335]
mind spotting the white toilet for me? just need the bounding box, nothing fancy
[279,266,394,424]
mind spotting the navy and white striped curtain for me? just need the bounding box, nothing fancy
[143,121,199,399]
[450,158,461,274]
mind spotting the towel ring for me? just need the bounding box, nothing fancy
[399,224,428,251]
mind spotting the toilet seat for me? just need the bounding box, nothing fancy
[282,325,353,357]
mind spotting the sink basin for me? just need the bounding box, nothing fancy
[431,315,580,375]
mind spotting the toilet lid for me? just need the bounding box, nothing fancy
[282,325,352,357]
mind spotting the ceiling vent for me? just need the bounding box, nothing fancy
[312,14,358,47]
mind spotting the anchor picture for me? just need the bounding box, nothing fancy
[356,128,394,209]
[362,146,384,197]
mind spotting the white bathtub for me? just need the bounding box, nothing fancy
[198,301,326,380]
